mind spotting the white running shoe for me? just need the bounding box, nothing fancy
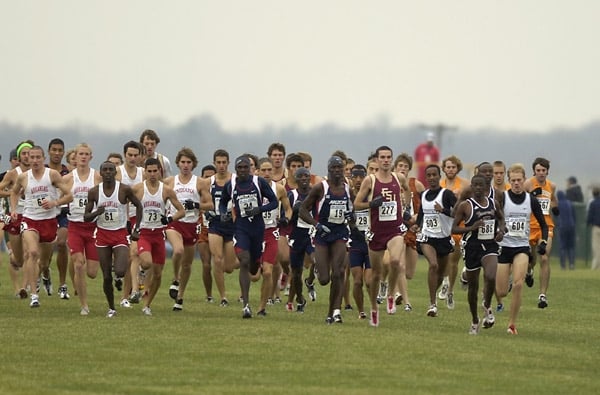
[142,306,152,316]
[426,304,438,317]
[447,292,455,310]
[30,294,40,308]
[482,304,495,329]
[469,319,481,335]
[106,309,117,318]
[80,306,90,316]
[120,298,131,308]
[438,278,449,300]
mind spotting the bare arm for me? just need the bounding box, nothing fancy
[165,186,185,222]
[83,186,102,222]
[353,177,372,211]
[299,184,323,226]
[277,184,292,221]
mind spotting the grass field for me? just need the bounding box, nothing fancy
[0,251,598,395]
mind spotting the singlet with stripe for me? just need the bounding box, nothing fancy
[289,189,313,230]
[24,168,58,220]
[369,174,403,232]
[69,168,96,223]
[172,174,200,223]
[140,181,166,229]
[316,180,352,231]
[210,174,233,216]
[500,191,531,248]
[463,197,497,243]
[421,188,453,238]
[97,182,127,230]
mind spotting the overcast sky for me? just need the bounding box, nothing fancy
[1,1,598,133]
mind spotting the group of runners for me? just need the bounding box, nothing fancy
[0,132,558,334]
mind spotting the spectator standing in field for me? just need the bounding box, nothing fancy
[414,132,440,185]
[587,187,600,270]
[556,190,576,270]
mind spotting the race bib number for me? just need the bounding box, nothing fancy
[239,196,259,218]
[538,197,550,216]
[507,216,527,237]
[478,219,495,240]
[355,210,369,232]
[416,232,428,242]
[71,197,87,215]
[328,203,346,224]
[423,213,441,233]
[102,208,120,224]
[378,201,397,222]
[145,210,162,227]
[263,209,277,225]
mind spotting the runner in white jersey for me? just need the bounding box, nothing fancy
[84,161,142,318]
[63,143,102,315]
[495,163,547,335]
[133,158,185,316]
[116,140,145,307]
[412,164,457,318]
[0,141,33,299]
[10,145,73,308]
[163,147,213,311]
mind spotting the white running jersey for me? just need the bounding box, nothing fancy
[172,174,200,223]
[140,181,166,230]
[97,181,127,230]
[118,164,143,218]
[263,181,280,229]
[69,168,96,223]
[421,188,453,238]
[24,168,58,220]
[500,191,531,248]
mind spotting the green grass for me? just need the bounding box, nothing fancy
[0,252,599,394]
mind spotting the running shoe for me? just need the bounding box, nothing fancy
[333,309,343,323]
[274,297,282,304]
[507,325,518,335]
[469,319,481,335]
[296,299,306,313]
[482,304,495,329]
[120,298,131,308]
[394,292,403,306]
[242,304,252,319]
[142,306,152,316]
[283,285,290,296]
[80,306,90,316]
[58,285,70,300]
[220,298,229,307]
[257,309,267,317]
[438,279,449,300]
[325,316,334,325]
[404,303,412,312]
[206,296,214,303]
[344,304,353,311]
[286,302,293,312]
[378,281,388,300]
[169,280,180,300]
[369,310,379,327]
[426,304,438,317]
[447,292,455,310]
[358,312,367,320]
[305,278,317,301]
[525,269,534,288]
[173,299,183,311]
[129,291,141,304]
[30,294,40,308]
[18,288,28,299]
[496,303,504,312]
[266,298,275,306]
[386,296,396,315]
[106,309,117,318]
[538,294,548,309]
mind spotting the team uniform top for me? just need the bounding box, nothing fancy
[463,197,498,246]
[23,168,59,220]
[528,177,555,229]
[419,187,455,239]
[314,180,352,241]
[171,174,200,224]
[96,181,127,231]
[500,190,532,248]
[69,168,96,223]
[369,175,404,233]
[140,181,166,230]
[220,174,278,230]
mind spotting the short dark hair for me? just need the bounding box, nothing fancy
[48,138,65,150]
[123,140,142,155]
[532,157,550,171]
[140,129,160,144]
[267,142,286,156]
